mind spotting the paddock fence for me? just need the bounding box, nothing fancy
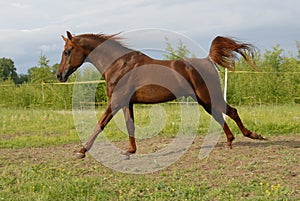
[0,71,299,110]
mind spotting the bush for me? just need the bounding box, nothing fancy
[0,45,299,109]
[225,72,299,105]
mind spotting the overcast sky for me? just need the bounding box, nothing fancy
[1,0,300,74]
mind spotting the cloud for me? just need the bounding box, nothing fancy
[0,0,299,73]
[0,26,65,72]
[11,2,32,9]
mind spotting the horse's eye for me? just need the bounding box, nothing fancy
[64,50,71,57]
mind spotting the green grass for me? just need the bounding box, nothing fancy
[226,104,300,135]
[0,104,299,149]
[0,109,78,148]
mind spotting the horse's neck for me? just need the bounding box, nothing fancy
[87,40,133,74]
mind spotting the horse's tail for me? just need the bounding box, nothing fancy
[208,36,259,71]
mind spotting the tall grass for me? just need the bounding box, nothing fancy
[225,71,300,105]
[0,109,78,148]
[0,70,299,110]
[0,104,299,149]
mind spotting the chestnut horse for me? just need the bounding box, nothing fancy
[56,31,264,158]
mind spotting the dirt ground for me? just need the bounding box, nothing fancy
[2,134,300,198]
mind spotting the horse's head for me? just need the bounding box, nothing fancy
[56,31,87,82]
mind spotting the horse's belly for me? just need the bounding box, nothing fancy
[133,85,189,104]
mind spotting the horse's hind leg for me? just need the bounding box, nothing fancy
[210,108,235,148]
[122,104,137,155]
[225,104,265,140]
[199,101,235,148]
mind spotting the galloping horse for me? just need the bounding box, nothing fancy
[56,31,264,158]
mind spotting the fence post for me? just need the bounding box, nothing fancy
[42,82,45,102]
[223,68,228,119]
[223,68,228,102]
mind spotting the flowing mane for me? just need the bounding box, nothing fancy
[74,33,126,47]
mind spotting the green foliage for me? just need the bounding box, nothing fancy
[72,66,107,108]
[262,44,284,71]
[163,38,191,60]
[28,67,54,83]
[0,57,19,83]
[0,65,108,110]
[18,74,29,84]
[296,40,300,59]
[226,44,300,105]
[38,54,50,68]
[28,54,57,83]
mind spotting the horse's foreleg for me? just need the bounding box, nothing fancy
[122,104,137,155]
[76,103,114,159]
[225,104,265,140]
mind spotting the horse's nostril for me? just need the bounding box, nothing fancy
[56,73,62,80]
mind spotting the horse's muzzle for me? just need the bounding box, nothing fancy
[56,72,68,82]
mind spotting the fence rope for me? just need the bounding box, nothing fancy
[0,71,299,87]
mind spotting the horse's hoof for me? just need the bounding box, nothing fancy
[258,134,266,140]
[253,132,266,140]
[121,149,136,159]
[123,151,134,156]
[75,152,86,159]
[226,145,233,149]
[257,135,266,140]
[226,142,233,149]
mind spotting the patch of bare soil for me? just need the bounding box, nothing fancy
[1,135,299,197]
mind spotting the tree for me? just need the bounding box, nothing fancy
[38,54,50,68]
[0,57,19,83]
[51,63,59,74]
[163,38,191,60]
[262,44,284,72]
[17,74,29,84]
[28,54,56,83]
[296,41,300,60]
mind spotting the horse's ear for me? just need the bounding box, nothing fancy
[61,35,68,42]
[66,31,73,40]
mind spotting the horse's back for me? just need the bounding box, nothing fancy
[185,58,225,106]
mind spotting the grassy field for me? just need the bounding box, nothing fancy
[0,104,299,200]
